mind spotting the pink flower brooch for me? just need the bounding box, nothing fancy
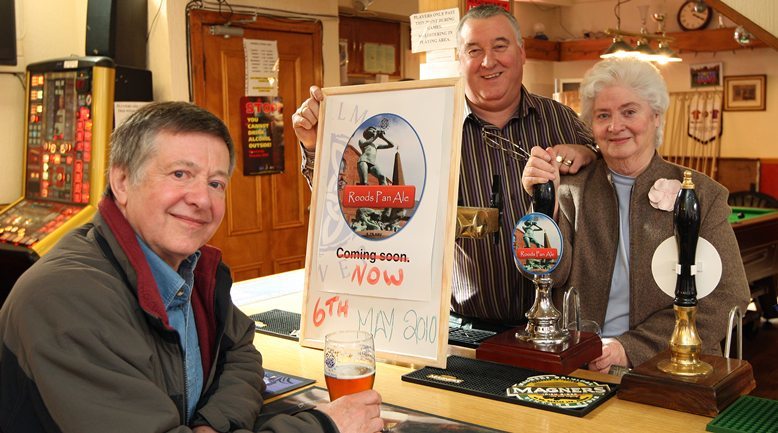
[648,178,682,211]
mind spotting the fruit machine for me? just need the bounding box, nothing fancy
[0,56,152,305]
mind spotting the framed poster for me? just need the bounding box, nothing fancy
[466,0,511,12]
[690,62,723,88]
[300,78,464,368]
[724,75,766,111]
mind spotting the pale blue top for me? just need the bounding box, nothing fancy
[602,170,633,337]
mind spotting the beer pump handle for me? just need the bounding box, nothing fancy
[673,170,700,307]
[532,181,555,218]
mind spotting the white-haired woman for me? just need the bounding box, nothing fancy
[521,58,750,374]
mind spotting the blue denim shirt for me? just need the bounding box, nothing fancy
[138,238,203,423]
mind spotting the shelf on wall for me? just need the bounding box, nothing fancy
[523,27,769,62]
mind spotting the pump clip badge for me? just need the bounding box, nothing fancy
[512,213,563,275]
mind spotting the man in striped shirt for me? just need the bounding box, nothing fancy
[293,5,596,328]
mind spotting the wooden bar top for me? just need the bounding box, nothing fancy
[237,270,714,432]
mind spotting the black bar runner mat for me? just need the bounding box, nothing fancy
[448,327,497,348]
[249,309,301,340]
[402,355,618,417]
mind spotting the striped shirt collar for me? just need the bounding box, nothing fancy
[464,86,538,126]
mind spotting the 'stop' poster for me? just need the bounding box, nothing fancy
[240,96,284,176]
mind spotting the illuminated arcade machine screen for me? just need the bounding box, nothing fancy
[0,68,96,248]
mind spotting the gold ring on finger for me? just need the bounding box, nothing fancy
[564,159,573,167]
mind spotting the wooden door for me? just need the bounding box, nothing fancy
[189,10,322,281]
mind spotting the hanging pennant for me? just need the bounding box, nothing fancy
[687,92,722,144]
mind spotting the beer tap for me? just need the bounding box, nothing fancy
[516,179,567,344]
[658,170,713,376]
[674,171,700,307]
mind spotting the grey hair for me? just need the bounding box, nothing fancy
[456,5,523,47]
[579,58,669,148]
[109,101,236,185]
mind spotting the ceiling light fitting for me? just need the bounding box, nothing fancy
[600,1,681,64]
[601,28,682,63]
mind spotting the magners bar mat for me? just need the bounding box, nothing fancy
[249,309,301,341]
[402,356,617,417]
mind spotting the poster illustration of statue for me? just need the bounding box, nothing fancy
[338,114,426,240]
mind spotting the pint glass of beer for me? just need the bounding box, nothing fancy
[324,330,375,401]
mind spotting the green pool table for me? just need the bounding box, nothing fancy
[729,206,778,225]
[730,206,778,319]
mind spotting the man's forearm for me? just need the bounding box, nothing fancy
[300,142,315,189]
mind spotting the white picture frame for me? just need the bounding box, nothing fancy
[300,78,464,368]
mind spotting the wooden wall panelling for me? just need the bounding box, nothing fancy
[716,158,760,193]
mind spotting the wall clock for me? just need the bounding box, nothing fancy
[677,1,713,31]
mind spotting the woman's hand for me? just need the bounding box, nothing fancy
[552,144,597,175]
[588,338,629,374]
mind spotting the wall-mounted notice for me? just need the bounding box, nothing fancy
[301,79,464,368]
[410,8,459,54]
[244,39,279,96]
[114,101,150,128]
[363,43,396,74]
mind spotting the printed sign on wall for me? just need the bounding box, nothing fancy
[240,96,285,175]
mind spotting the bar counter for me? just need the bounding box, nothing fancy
[236,270,712,433]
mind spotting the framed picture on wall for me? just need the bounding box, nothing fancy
[724,75,766,111]
[690,62,723,88]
